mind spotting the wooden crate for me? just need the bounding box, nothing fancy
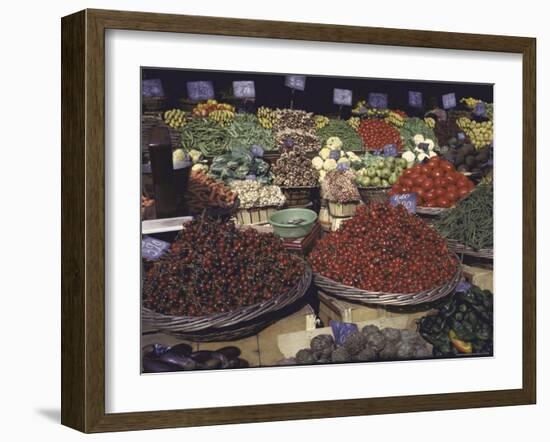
[462,264,493,292]
[317,290,436,328]
[141,305,317,368]
[278,316,412,359]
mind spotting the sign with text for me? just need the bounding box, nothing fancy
[389,193,417,213]
[142,236,171,261]
[284,75,306,91]
[383,144,398,157]
[333,88,353,106]
[329,320,359,346]
[187,81,215,102]
[408,91,423,108]
[142,79,164,98]
[233,81,256,99]
[368,92,388,109]
[442,93,457,110]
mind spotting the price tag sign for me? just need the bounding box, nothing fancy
[383,144,398,157]
[187,81,215,101]
[233,81,255,99]
[142,79,164,98]
[473,102,486,117]
[457,132,466,142]
[329,320,359,346]
[333,88,353,106]
[142,236,171,261]
[408,91,423,108]
[442,93,457,110]
[284,75,306,91]
[368,92,388,109]
[456,280,473,293]
[389,193,417,213]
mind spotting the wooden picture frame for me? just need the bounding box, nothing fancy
[61,9,536,433]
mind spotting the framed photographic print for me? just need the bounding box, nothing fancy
[61,9,536,433]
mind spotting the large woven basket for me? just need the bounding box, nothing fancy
[142,260,312,342]
[358,186,391,204]
[446,239,493,259]
[313,255,462,306]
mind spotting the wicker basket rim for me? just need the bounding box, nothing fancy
[280,186,320,190]
[143,258,311,323]
[357,186,392,190]
[313,252,461,298]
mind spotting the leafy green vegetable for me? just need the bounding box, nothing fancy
[316,119,363,151]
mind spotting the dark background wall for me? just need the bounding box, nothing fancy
[142,67,493,118]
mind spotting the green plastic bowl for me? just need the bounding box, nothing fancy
[268,208,318,238]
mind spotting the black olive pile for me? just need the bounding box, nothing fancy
[279,325,432,366]
[142,343,249,373]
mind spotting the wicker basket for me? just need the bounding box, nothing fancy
[416,206,448,216]
[446,239,493,259]
[313,255,462,306]
[328,201,360,217]
[358,186,391,204]
[281,186,319,208]
[235,206,279,225]
[142,260,312,341]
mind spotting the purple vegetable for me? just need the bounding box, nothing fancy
[250,144,264,158]
[329,150,341,161]
[336,162,350,171]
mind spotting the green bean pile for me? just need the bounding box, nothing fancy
[316,119,363,151]
[180,118,229,156]
[435,184,493,250]
[226,114,276,151]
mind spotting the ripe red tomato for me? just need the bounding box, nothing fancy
[457,187,470,199]
[446,189,458,202]
[434,188,445,197]
[403,168,415,178]
[414,175,427,186]
[440,161,455,173]
[437,197,450,208]
[422,178,434,190]
[401,178,413,188]
[432,169,443,179]
[425,189,436,202]
[414,187,426,199]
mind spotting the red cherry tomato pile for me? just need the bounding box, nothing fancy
[309,204,458,293]
[389,157,475,208]
[357,119,403,151]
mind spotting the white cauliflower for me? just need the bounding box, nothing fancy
[326,136,343,151]
[337,157,350,166]
[428,150,438,158]
[311,156,324,170]
[425,139,435,151]
[323,158,338,171]
[191,163,209,173]
[402,150,416,164]
[319,170,327,182]
[413,134,425,145]
[319,147,331,160]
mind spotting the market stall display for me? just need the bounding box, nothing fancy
[309,203,461,305]
[389,157,475,209]
[435,184,493,257]
[419,286,493,356]
[357,118,403,152]
[142,217,312,341]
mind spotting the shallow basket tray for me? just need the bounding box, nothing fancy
[357,186,391,204]
[142,260,312,342]
[313,254,462,307]
[416,206,448,216]
[446,238,493,259]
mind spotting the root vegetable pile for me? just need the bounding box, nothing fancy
[321,170,360,203]
[309,203,458,293]
[357,119,403,151]
[143,218,305,316]
[390,157,474,208]
[185,170,237,214]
